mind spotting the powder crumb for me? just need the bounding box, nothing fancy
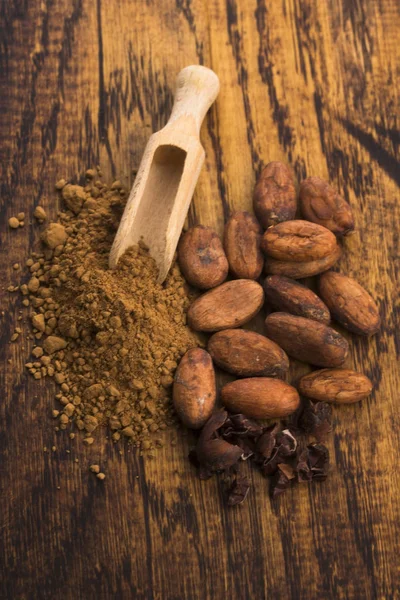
[96,473,106,480]
[55,178,67,190]
[62,184,86,214]
[27,277,40,293]
[13,263,20,270]
[122,427,134,438]
[90,464,100,473]
[17,212,25,221]
[32,346,43,358]
[34,206,47,221]
[32,314,45,332]
[9,217,20,229]
[64,403,75,417]
[41,223,67,249]
[43,336,67,354]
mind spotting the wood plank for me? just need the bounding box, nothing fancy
[0,0,399,598]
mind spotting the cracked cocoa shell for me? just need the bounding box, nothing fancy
[173,348,216,429]
[264,312,348,367]
[299,368,373,403]
[298,398,332,441]
[264,275,330,323]
[195,411,244,473]
[253,162,297,229]
[187,279,264,332]
[223,211,263,280]
[221,377,300,419]
[262,220,337,262]
[264,243,341,279]
[178,225,228,289]
[208,329,289,378]
[299,176,354,236]
[319,271,380,335]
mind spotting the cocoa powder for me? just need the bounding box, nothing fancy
[17,172,200,450]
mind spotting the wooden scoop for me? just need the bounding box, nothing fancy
[109,65,220,282]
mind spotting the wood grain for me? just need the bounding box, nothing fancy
[0,1,399,598]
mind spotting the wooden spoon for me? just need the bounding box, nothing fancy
[109,65,220,282]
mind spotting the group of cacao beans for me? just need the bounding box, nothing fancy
[172,162,380,498]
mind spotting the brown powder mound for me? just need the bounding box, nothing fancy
[20,173,200,449]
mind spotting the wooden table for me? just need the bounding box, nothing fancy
[1,1,399,598]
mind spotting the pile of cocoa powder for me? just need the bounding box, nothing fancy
[10,170,199,451]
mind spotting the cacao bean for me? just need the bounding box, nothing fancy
[208,329,289,377]
[262,220,337,262]
[299,176,354,236]
[187,279,264,332]
[178,225,228,289]
[221,377,300,419]
[264,312,348,367]
[319,271,380,335]
[173,348,216,429]
[224,211,263,279]
[265,243,341,279]
[264,275,330,323]
[298,368,373,403]
[253,162,297,229]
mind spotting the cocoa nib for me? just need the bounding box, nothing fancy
[299,398,332,441]
[220,413,263,459]
[296,449,313,482]
[220,413,263,440]
[190,411,331,505]
[295,443,329,482]
[256,427,297,476]
[193,411,244,474]
[308,444,330,479]
[270,463,295,498]
[226,475,251,506]
[256,423,280,460]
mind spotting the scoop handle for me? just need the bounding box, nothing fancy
[166,65,220,136]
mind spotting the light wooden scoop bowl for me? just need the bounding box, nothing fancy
[109,65,220,282]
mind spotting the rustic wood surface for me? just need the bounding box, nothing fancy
[0,1,399,598]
